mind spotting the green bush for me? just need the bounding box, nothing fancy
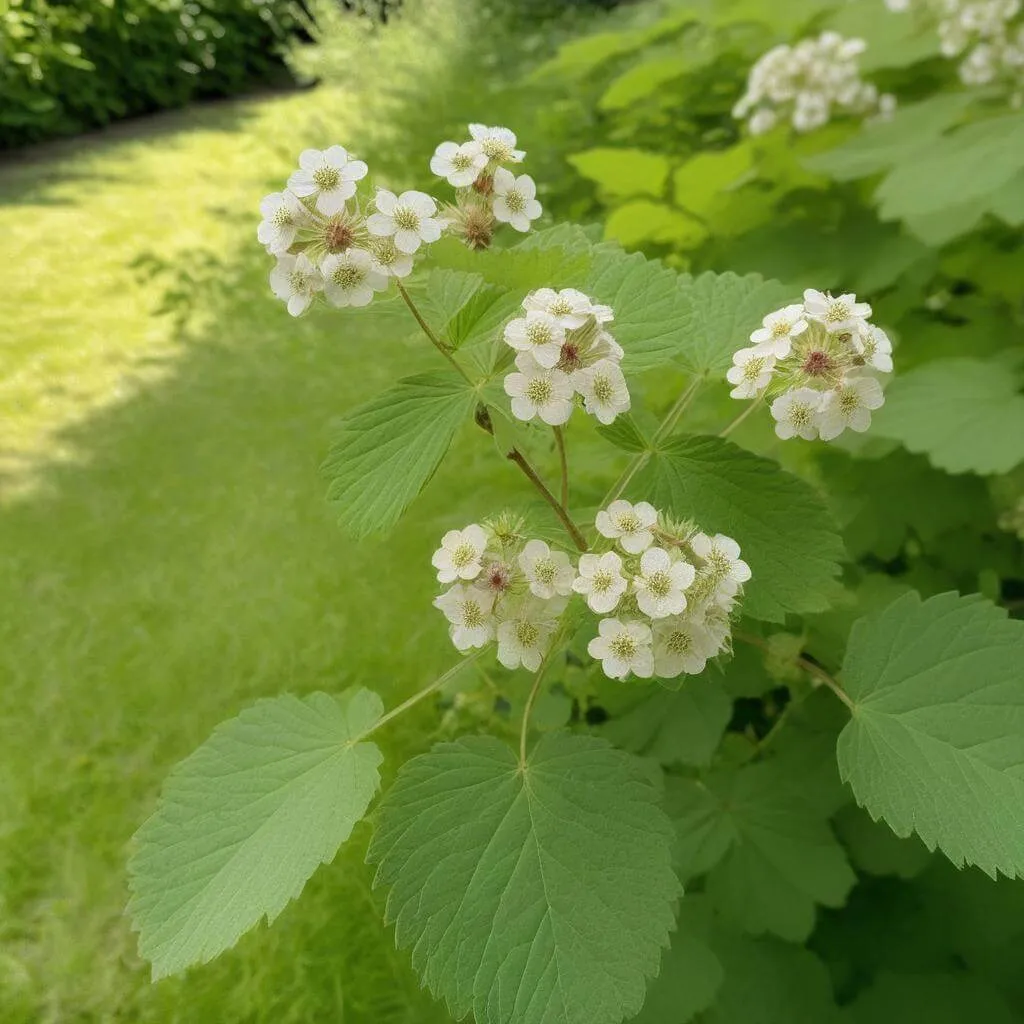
[0,0,306,148]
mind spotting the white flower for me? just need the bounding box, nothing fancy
[587,618,654,681]
[770,387,824,440]
[430,140,487,187]
[367,190,443,254]
[368,236,415,279]
[321,249,389,307]
[503,353,574,425]
[750,304,809,358]
[269,253,323,317]
[652,615,717,678]
[727,346,776,399]
[503,311,566,368]
[518,539,575,599]
[572,551,628,614]
[818,376,885,440]
[433,584,496,651]
[803,289,872,333]
[257,191,307,254]
[691,533,751,597]
[854,324,894,372]
[468,123,525,164]
[574,359,631,424]
[522,287,595,330]
[496,599,559,672]
[431,524,490,584]
[749,107,779,135]
[288,146,368,216]
[632,547,696,619]
[492,169,542,232]
[793,91,831,132]
[595,500,657,554]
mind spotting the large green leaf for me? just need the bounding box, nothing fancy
[568,147,671,198]
[128,689,384,979]
[837,591,1024,878]
[871,358,1024,475]
[322,372,478,537]
[368,733,680,1024]
[639,434,846,622]
[846,972,1018,1024]
[599,57,688,110]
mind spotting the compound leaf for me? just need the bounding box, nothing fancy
[322,372,478,537]
[128,689,384,979]
[837,590,1024,879]
[368,733,680,1024]
[639,434,846,622]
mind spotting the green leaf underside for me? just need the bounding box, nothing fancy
[368,733,681,1024]
[322,372,477,537]
[602,678,732,767]
[871,358,1024,475]
[639,434,846,622]
[837,590,1024,879]
[666,756,855,941]
[128,689,384,979]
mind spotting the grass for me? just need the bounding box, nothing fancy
[0,2,620,1019]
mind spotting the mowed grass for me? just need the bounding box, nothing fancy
[0,5,596,1020]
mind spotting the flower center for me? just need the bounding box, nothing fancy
[665,629,692,654]
[273,206,294,228]
[451,543,477,569]
[485,562,511,591]
[462,600,487,628]
[593,373,615,403]
[790,401,814,427]
[289,269,314,293]
[331,260,365,290]
[313,165,341,191]
[326,219,355,251]
[482,138,512,161]
[825,300,851,323]
[802,350,833,376]
[609,634,638,659]
[550,297,573,315]
[771,319,791,337]
[592,569,615,593]
[742,356,768,381]
[614,511,641,534]
[533,558,557,585]
[526,377,553,405]
[557,342,582,372]
[515,620,540,647]
[393,206,420,231]
[646,570,673,598]
[527,321,554,347]
[504,188,527,214]
[452,152,474,171]
[705,550,731,580]
[837,387,860,415]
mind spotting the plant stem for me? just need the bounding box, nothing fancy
[602,375,704,508]
[735,631,855,712]
[347,652,482,746]
[519,653,555,765]
[720,395,763,438]
[508,448,588,552]
[553,426,569,510]
[396,279,472,384]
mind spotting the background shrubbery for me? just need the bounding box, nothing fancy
[0,0,306,148]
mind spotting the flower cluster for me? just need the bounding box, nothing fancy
[579,502,749,681]
[257,145,444,316]
[502,289,630,426]
[733,32,896,134]
[727,289,893,442]
[886,0,1024,102]
[430,124,542,249]
[432,519,573,671]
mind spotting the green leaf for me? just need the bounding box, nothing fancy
[639,434,846,622]
[664,774,736,883]
[847,972,1018,1024]
[569,147,671,198]
[833,804,932,879]
[837,590,1024,878]
[672,145,754,216]
[597,412,650,453]
[605,201,708,249]
[322,372,478,537]
[602,677,732,767]
[871,358,1024,475]
[368,733,681,1024]
[128,689,384,979]
[417,268,486,331]
[631,900,723,1024]
[599,57,687,110]
[673,272,794,375]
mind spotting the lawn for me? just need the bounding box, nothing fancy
[0,4,592,1020]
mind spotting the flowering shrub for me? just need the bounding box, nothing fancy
[125,104,1024,1024]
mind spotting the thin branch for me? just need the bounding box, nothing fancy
[553,426,569,510]
[508,448,588,552]
[396,279,472,383]
[735,631,855,712]
[347,652,482,746]
[519,654,556,765]
[719,395,763,438]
